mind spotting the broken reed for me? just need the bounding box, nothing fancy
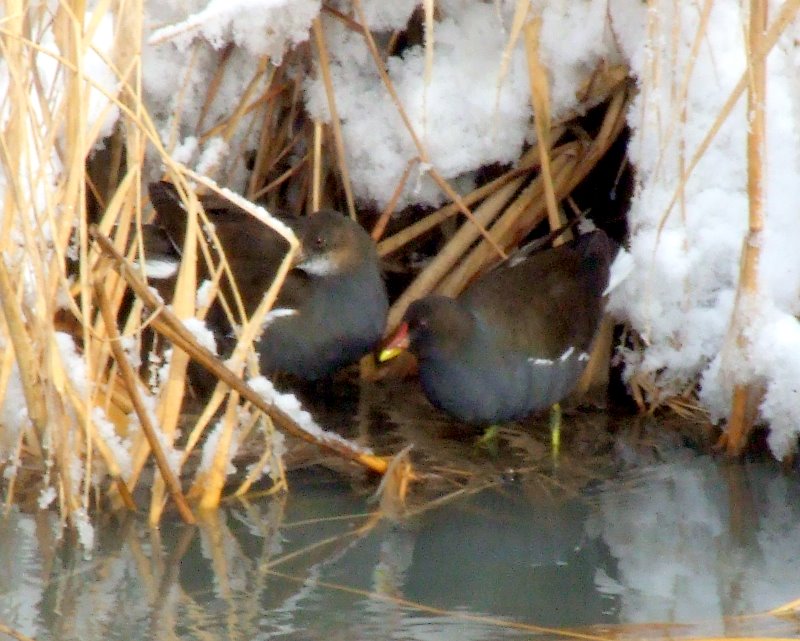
[1,0,636,533]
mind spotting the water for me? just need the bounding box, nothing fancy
[1,451,798,640]
[0,380,798,640]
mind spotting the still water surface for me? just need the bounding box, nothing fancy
[0,397,798,640]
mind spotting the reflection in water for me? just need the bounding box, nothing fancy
[0,458,798,640]
[585,457,800,632]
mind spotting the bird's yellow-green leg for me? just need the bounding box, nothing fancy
[476,424,500,455]
[549,402,562,459]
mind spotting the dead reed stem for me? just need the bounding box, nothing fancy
[386,83,630,332]
[657,0,800,234]
[371,157,418,242]
[524,15,563,239]
[375,64,625,260]
[91,227,390,476]
[0,262,49,441]
[94,277,196,524]
[436,142,577,299]
[312,17,356,219]
[385,164,528,331]
[376,157,544,257]
[725,0,768,456]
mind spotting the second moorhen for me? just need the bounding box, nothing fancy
[146,181,389,382]
[381,230,616,424]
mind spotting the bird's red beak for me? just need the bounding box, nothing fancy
[379,322,410,362]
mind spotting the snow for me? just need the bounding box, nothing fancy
[182,316,219,354]
[605,0,800,457]
[140,0,800,455]
[148,0,320,62]
[37,486,57,510]
[0,361,30,459]
[92,407,134,478]
[199,420,239,476]
[305,2,537,208]
[248,376,374,454]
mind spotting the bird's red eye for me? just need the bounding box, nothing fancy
[314,236,325,249]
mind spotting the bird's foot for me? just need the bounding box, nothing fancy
[475,424,500,457]
[549,402,562,462]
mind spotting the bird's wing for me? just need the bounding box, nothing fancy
[148,181,296,315]
[459,236,611,358]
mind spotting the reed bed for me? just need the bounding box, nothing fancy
[1,0,742,540]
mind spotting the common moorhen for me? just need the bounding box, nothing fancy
[381,230,615,424]
[146,181,389,381]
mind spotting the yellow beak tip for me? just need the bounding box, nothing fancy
[379,347,404,363]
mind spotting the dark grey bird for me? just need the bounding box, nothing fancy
[381,230,615,424]
[146,181,388,382]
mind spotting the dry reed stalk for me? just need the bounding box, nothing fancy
[724,0,768,456]
[195,393,244,510]
[172,172,298,474]
[89,172,142,419]
[665,395,708,421]
[422,0,435,137]
[374,444,415,519]
[0,0,159,527]
[0,263,49,441]
[197,45,233,134]
[376,152,544,257]
[95,278,196,523]
[371,157,419,242]
[770,597,800,615]
[233,414,287,497]
[575,316,614,397]
[60,376,137,511]
[312,119,323,210]
[145,180,198,520]
[113,174,287,515]
[384,82,629,333]
[385,162,529,332]
[437,84,629,300]
[246,67,292,197]
[91,225,391,477]
[312,17,356,219]
[496,0,530,121]
[524,15,563,239]
[0,622,37,641]
[649,0,715,185]
[656,0,800,235]
[0,8,50,458]
[218,69,283,185]
[435,142,577,299]
[0,7,294,520]
[571,64,629,117]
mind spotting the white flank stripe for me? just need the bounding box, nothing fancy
[604,248,633,295]
[136,258,179,279]
[263,308,298,328]
[559,346,575,361]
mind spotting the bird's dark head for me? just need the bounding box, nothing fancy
[295,209,376,277]
[381,295,474,363]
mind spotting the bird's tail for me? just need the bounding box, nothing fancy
[574,230,618,296]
